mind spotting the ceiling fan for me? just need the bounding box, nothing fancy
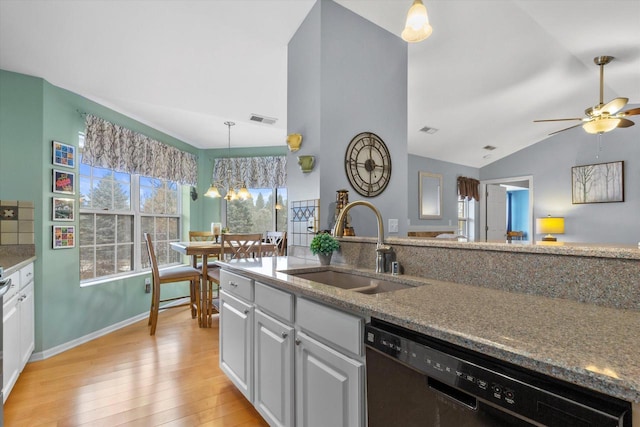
[534,56,640,135]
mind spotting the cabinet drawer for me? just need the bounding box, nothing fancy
[296,298,363,357]
[255,281,294,324]
[20,263,34,287]
[220,269,254,302]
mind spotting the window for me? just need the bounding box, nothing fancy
[79,140,182,282]
[457,196,475,240]
[226,188,287,233]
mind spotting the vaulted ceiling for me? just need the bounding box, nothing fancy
[1,0,638,167]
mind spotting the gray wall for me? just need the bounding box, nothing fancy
[480,105,640,245]
[287,0,408,240]
[408,154,480,232]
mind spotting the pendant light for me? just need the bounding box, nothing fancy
[401,0,433,43]
[204,121,252,201]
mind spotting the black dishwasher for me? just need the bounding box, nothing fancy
[365,318,631,427]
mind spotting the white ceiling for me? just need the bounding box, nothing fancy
[1,0,639,168]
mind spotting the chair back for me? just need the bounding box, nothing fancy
[189,231,215,241]
[264,231,287,256]
[221,233,263,260]
[144,233,161,287]
[507,231,524,242]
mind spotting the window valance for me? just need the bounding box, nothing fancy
[458,176,480,201]
[82,114,198,185]
[213,156,287,189]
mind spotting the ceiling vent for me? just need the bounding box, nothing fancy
[483,145,497,151]
[249,114,278,125]
[419,126,438,134]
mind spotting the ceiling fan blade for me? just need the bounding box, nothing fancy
[601,97,628,115]
[616,118,635,128]
[534,118,583,123]
[548,124,582,135]
[619,107,640,117]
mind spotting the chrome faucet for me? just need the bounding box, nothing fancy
[332,200,392,273]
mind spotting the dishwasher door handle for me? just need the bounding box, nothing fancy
[428,377,478,411]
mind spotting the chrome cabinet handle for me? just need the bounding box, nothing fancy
[243,309,250,314]
[229,281,238,287]
[281,332,288,339]
[295,339,301,346]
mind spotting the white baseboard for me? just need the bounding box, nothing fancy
[28,298,189,362]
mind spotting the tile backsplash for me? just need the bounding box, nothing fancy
[0,200,35,245]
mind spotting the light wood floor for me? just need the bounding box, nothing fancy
[4,308,268,427]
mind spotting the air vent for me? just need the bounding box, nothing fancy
[249,114,278,125]
[483,145,497,151]
[419,126,438,134]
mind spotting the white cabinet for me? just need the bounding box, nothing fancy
[3,288,20,403]
[219,269,365,427]
[2,261,35,404]
[219,289,254,401]
[254,309,295,427]
[295,331,364,427]
[19,281,35,368]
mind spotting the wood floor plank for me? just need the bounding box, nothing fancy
[4,309,268,426]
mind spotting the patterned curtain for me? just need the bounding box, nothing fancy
[457,176,480,201]
[82,114,198,185]
[213,156,287,188]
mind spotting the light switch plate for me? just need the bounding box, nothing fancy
[388,218,398,233]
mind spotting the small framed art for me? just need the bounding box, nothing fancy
[53,225,75,249]
[53,169,75,194]
[52,197,74,221]
[52,140,75,168]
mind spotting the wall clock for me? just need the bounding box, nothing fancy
[344,132,392,197]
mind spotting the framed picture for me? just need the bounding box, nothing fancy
[52,140,75,168]
[53,225,75,249]
[53,169,75,194]
[52,197,74,221]
[572,161,624,204]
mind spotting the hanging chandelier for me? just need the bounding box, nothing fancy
[204,121,252,201]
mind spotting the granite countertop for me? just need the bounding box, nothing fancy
[219,256,640,404]
[0,246,36,275]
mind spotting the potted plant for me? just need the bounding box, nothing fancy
[310,232,340,265]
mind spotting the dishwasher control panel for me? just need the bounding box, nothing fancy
[365,320,631,427]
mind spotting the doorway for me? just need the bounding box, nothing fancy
[479,176,534,242]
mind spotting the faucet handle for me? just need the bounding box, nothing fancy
[376,245,392,253]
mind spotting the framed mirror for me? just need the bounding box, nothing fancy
[419,172,442,219]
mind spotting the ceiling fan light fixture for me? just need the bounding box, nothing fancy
[582,117,621,134]
[401,0,432,43]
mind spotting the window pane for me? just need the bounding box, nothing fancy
[167,217,179,240]
[113,182,131,210]
[117,216,133,243]
[95,215,116,245]
[95,246,115,277]
[276,188,288,232]
[117,244,133,273]
[79,214,94,246]
[79,247,95,281]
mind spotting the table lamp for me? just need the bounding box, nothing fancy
[536,216,565,242]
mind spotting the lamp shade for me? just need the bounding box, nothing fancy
[401,0,433,42]
[536,216,565,241]
[582,117,621,134]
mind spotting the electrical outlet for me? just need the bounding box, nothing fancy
[388,218,399,233]
[144,278,151,293]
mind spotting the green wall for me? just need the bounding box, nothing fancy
[0,69,206,353]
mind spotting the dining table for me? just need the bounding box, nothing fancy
[170,241,276,327]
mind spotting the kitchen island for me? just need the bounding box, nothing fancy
[217,253,639,423]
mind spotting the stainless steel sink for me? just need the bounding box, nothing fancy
[288,270,414,294]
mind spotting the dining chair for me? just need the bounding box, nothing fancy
[144,233,201,335]
[507,231,524,242]
[264,231,287,256]
[221,233,263,260]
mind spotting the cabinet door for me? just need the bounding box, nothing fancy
[254,309,294,427]
[3,294,20,403]
[19,281,35,369]
[295,331,364,427]
[219,289,253,401]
